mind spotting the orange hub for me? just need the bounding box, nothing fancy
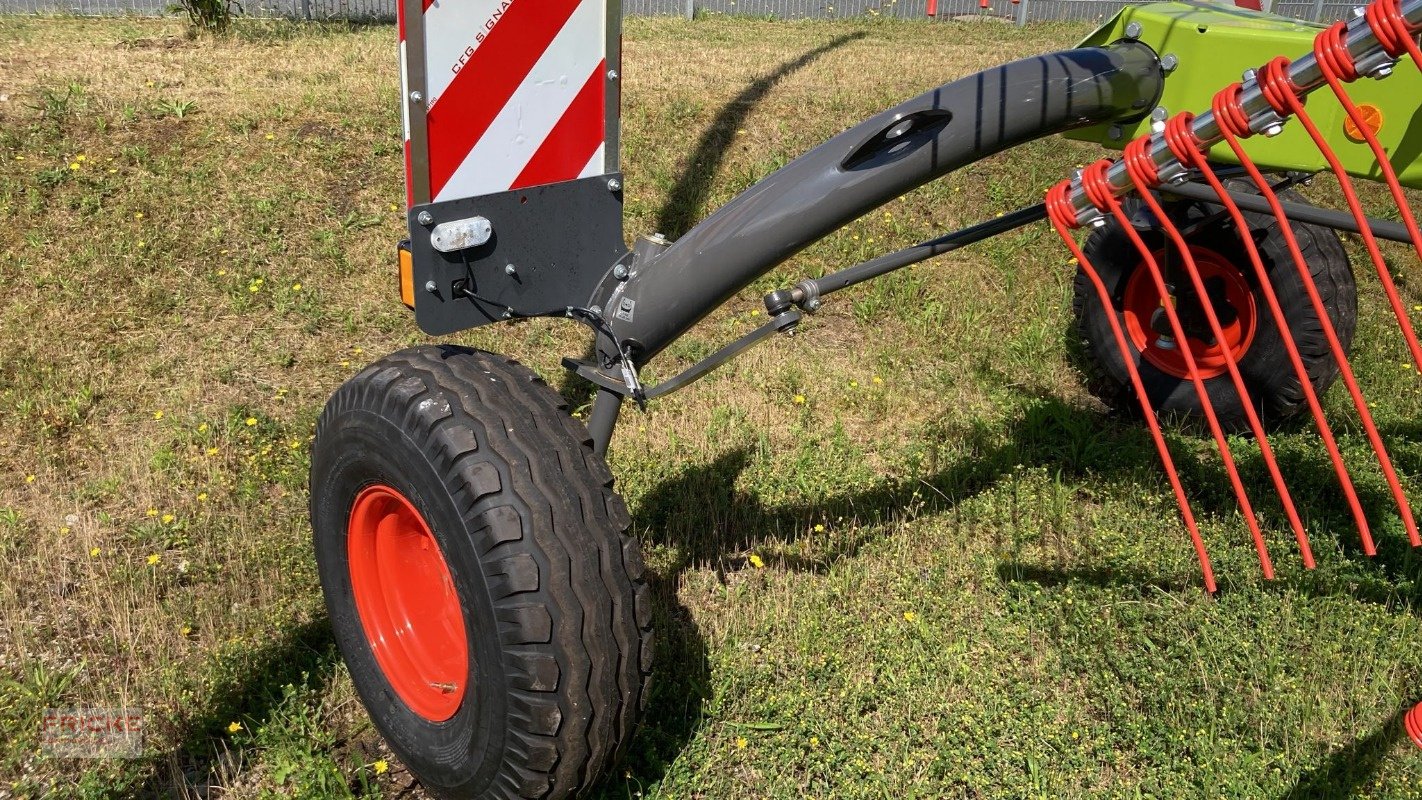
[1122,246,1257,380]
[347,484,469,722]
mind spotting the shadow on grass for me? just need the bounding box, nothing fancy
[133,618,341,798]
[1284,706,1411,799]
[651,30,867,240]
[614,387,1422,794]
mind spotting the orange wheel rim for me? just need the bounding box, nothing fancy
[1122,245,1257,381]
[347,484,469,722]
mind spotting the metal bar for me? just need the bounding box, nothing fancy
[599,42,1163,369]
[796,203,1046,302]
[1161,180,1416,243]
[587,387,623,456]
[402,0,431,206]
[1066,0,1422,223]
[606,0,623,176]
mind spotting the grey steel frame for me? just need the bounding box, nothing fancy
[578,40,1165,451]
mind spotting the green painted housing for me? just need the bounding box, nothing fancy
[1065,1,1422,188]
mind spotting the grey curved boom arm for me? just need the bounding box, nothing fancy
[593,41,1164,370]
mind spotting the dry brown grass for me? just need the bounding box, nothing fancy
[3,12,1422,800]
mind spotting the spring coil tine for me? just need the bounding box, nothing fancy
[1081,160,1277,578]
[1046,182,1218,593]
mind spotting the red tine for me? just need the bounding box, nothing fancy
[1119,143,1315,568]
[1046,182,1218,593]
[1258,58,1422,379]
[1315,25,1422,287]
[1252,58,1422,545]
[1161,114,1374,554]
[1212,83,1418,548]
[1364,0,1422,68]
[1080,160,1276,579]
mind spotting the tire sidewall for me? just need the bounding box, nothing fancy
[312,405,507,796]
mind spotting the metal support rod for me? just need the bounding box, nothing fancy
[1015,0,1028,27]
[587,387,623,456]
[794,203,1047,302]
[1066,0,1422,224]
[1161,180,1416,243]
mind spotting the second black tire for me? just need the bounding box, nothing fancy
[1071,185,1356,432]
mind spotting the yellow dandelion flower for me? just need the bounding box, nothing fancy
[872,376,883,385]
[25,474,35,483]
[59,526,70,535]
[206,447,220,456]
[198,423,208,433]
[903,610,917,622]
[793,394,806,405]
[216,269,227,276]
[264,133,275,141]
[76,154,86,162]
[197,492,208,502]
[133,212,143,220]
[814,523,825,532]
[735,737,748,749]
[248,284,260,293]
[389,203,399,212]
[137,242,145,249]
[810,736,820,748]
[373,759,389,775]
[69,162,80,171]
[244,417,257,427]
[146,508,159,517]
[180,624,192,635]
[849,380,858,388]
[291,282,302,291]
[340,360,351,368]
[749,554,765,569]
[153,410,164,420]
[749,309,761,317]
[353,347,364,355]
[147,554,161,566]
[90,547,101,557]
[227,721,242,733]
[161,513,175,524]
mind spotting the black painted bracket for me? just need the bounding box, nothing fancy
[407,174,628,336]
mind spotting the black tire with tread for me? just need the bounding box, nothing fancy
[1070,183,1356,432]
[310,345,652,800]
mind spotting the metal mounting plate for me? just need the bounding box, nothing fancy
[408,174,628,336]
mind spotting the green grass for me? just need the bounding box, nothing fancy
[2,11,1422,799]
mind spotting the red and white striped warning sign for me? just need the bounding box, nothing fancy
[400,0,612,205]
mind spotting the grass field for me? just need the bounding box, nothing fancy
[4,11,1422,799]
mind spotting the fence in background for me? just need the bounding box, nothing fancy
[0,0,1367,26]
